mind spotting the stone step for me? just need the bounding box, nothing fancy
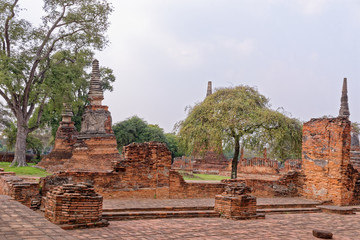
[257,203,319,209]
[103,210,219,221]
[257,207,321,214]
[103,206,214,213]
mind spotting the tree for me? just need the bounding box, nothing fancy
[0,0,113,166]
[177,86,302,179]
[164,133,184,159]
[113,116,184,158]
[113,116,167,150]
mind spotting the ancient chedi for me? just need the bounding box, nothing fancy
[206,81,212,97]
[39,59,120,172]
[37,103,78,172]
[339,78,350,118]
[63,59,121,171]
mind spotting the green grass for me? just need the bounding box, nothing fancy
[0,162,51,177]
[182,173,230,181]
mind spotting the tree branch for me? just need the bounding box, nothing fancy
[28,95,47,133]
[4,0,19,57]
[0,88,16,115]
[24,4,68,112]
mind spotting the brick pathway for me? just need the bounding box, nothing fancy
[0,195,75,240]
[1,195,359,240]
[71,213,360,239]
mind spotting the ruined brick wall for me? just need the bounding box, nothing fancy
[0,152,34,162]
[41,142,173,199]
[221,171,304,198]
[172,156,193,171]
[0,170,40,207]
[44,183,107,229]
[302,117,358,205]
[281,159,302,173]
[169,170,225,198]
[237,157,280,175]
[192,152,231,175]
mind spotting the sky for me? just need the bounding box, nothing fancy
[20,0,360,132]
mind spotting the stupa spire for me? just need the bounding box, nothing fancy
[88,59,104,105]
[206,81,212,97]
[61,103,73,123]
[339,78,350,118]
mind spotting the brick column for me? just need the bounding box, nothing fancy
[302,117,354,205]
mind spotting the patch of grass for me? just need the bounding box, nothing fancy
[182,173,230,181]
[0,162,51,177]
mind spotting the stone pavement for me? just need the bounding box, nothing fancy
[0,195,75,240]
[71,213,360,239]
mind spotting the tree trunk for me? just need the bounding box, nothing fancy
[11,119,29,167]
[231,138,240,179]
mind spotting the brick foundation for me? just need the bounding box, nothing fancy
[214,183,264,220]
[44,183,108,229]
[0,171,40,208]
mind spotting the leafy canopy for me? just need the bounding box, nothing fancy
[113,116,184,158]
[178,86,302,178]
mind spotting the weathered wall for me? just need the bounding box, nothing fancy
[237,158,280,175]
[41,142,173,199]
[0,170,40,208]
[302,117,359,205]
[172,156,193,171]
[0,152,34,163]
[222,171,303,198]
[169,170,225,198]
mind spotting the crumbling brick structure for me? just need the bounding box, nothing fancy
[42,142,173,199]
[214,182,264,220]
[0,170,40,208]
[37,104,78,172]
[44,183,108,229]
[172,152,231,175]
[302,117,360,205]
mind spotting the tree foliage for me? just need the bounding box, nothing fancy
[113,116,184,158]
[0,0,113,166]
[177,86,302,179]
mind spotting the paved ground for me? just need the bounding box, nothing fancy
[71,213,360,239]
[103,197,321,209]
[0,195,75,240]
[1,195,359,240]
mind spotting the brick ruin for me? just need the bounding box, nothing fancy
[0,169,40,208]
[214,182,264,220]
[44,183,108,229]
[302,117,360,205]
[38,60,120,172]
[172,149,300,176]
[37,103,78,172]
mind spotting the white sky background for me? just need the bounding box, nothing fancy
[20,0,360,132]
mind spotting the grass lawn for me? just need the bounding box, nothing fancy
[182,173,230,181]
[0,162,51,177]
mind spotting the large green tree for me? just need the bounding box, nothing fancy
[177,86,302,179]
[0,0,113,166]
[113,116,184,158]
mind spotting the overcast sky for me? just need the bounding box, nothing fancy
[21,0,360,132]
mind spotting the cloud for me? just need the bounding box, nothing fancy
[220,38,255,56]
[296,0,328,15]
